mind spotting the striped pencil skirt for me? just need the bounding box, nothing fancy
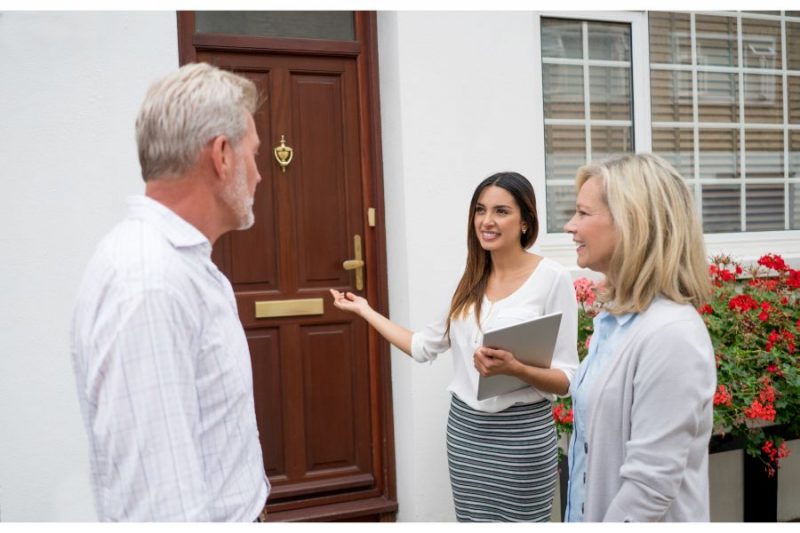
[446,394,558,522]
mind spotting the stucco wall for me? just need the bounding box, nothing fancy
[0,10,797,522]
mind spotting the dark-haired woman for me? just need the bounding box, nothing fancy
[330,172,578,522]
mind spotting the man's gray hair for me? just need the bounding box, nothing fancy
[135,62,258,181]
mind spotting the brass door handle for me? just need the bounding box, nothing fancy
[342,235,364,290]
[343,259,364,270]
[273,135,293,172]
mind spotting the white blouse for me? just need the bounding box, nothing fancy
[411,257,579,413]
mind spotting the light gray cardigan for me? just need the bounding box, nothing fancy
[583,297,716,522]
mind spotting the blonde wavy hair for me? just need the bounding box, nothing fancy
[576,153,711,314]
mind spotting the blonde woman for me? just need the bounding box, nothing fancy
[563,153,716,522]
[331,172,578,521]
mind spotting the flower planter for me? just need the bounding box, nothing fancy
[553,254,799,521]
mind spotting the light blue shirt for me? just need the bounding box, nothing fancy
[565,309,637,522]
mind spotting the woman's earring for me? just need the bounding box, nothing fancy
[522,226,527,234]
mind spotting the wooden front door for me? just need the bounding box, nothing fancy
[179,13,396,521]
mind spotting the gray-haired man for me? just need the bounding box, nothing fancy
[72,63,269,521]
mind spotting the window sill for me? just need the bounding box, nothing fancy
[534,230,800,277]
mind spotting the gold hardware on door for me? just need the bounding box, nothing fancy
[255,298,323,318]
[273,135,294,172]
[368,207,376,227]
[342,234,365,291]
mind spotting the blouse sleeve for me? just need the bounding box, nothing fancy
[545,268,580,391]
[410,308,452,363]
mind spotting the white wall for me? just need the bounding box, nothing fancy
[0,11,179,521]
[378,11,554,521]
[0,10,797,523]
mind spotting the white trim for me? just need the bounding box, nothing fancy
[542,58,631,68]
[582,20,592,162]
[536,11,645,24]
[692,13,703,216]
[651,63,800,76]
[737,13,747,232]
[693,11,800,22]
[537,228,800,272]
[653,121,798,130]
[531,13,548,236]
[782,15,790,229]
[545,119,632,127]
[632,11,652,153]
[685,178,798,186]
[545,179,584,186]
[705,230,800,264]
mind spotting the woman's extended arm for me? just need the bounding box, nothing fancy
[330,289,413,356]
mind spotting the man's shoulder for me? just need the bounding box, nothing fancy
[82,217,186,291]
[113,215,173,255]
[72,216,208,337]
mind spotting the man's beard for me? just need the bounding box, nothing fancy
[222,163,255,230]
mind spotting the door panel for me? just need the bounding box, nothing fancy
[291,72,355,289]
[299,322,371,480]
[248,328,286,478]
[302,324,358,469]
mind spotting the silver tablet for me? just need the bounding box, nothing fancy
[476,311,562,401]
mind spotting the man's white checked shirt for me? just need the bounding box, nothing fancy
[71,195,269,521]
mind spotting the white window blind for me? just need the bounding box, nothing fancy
[649,11,800,233]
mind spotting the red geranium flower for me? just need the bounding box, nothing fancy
[713,385,733,407]
[744,399,776,422]
[759,385,776,404]
[728,294,759,312]
[758,254,788,272]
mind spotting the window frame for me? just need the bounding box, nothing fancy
[532,10,800,268]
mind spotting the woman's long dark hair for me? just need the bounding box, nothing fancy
[445,172,539,339]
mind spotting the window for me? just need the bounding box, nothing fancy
[537,11,800,263]
[541,17,634,233]
[650,11,800,233]
[195,11,355,40]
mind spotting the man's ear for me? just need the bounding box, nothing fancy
[210,135,232,182]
